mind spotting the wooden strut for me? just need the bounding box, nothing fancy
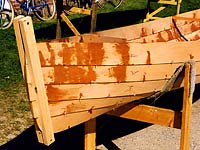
[57,0,96,37]
[108,62,195,150]
[13,16,55,145]
[144,0,182,22]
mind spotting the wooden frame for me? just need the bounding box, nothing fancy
[108,63,194,150]
[144,0,182,22]
[13,16,196,150]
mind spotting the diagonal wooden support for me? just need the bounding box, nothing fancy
[108,62,195,150]
[61,12,81,36]
[144,0,182,22]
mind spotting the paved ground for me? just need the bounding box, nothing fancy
[97,99,200,150]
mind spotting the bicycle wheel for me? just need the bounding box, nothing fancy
[32,0,56,21]
[97,0,123,9]
[0,0,14,29]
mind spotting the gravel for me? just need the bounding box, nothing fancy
[97,99,200,150]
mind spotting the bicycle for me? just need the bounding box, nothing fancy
[65,0,123,10]
[0,0,56,29]
[0,0,14,29]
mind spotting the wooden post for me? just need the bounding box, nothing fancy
[90,0,97,33]
[84,118,96,150]
[56,0,63,38]
[180,63,193,150]
[13,16,55,145]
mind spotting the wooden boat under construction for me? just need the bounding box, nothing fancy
[13,9,200,148]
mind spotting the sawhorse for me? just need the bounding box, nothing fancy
[85,62,194,150]
[144,0,182,22]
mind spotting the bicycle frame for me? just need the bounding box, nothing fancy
[16,0,49,15]
[0,0,7,11]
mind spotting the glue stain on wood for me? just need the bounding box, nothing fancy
[53,66,97,84]
[46,85,70,101]
[146,51,151,65]
[46,42,56,65]
[112,43,130,82]
[189,54,194,59]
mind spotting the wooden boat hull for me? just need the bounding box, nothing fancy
[14,10,200,144]
[36,40,200,132]
[36,10,200,132]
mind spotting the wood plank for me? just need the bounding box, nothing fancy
[108,104,182,129]
[84,119,96,150]
[41,63,197,84]
[18,16,54,145]
[97,9,200,40]
[37,41,200,66]
[48,93,153,117]
[180,64,193,150]
[45,80,167,101]
[51,106,118,133]
[129,21,200,43]
[45,75,200,101]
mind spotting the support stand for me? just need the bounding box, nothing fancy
[84,62,194,150]
[144,0,182,22]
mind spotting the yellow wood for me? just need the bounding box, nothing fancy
[13,16,25,76]
[97,9,200,42]
[144,0,182,22]
[37,41,200,66]
[69,7,91,15]
[60,13,80,36]
[13,16,44,143]
[14,16,55,145]
[84,119,96,150]
[48,93,153,117]
[157,0,177,5]
[180,64,192,150]
[108,104,182,128]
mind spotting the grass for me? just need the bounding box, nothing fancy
[0,0,200,145]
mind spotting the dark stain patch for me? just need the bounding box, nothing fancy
[87,43,105,65]
[115,43,130,65]
[62,42,105,65]
[112,66,126,83]
[189,54,194,59]
[62,43,74,65]
[65,42,105,65]
[53,66,97,84]
[46,42,56,65]
[88,106,94,114]
[46,85,70,101]
[141,27,147,37]
[79,93,83,100]
[113,43,130,82]
[143,72,146,82]
[146,51,151,65]
[39,51,46,66]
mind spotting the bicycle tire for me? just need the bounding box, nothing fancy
[32,0,56,21]
[97,0,123,9]
[0,0,14,29]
